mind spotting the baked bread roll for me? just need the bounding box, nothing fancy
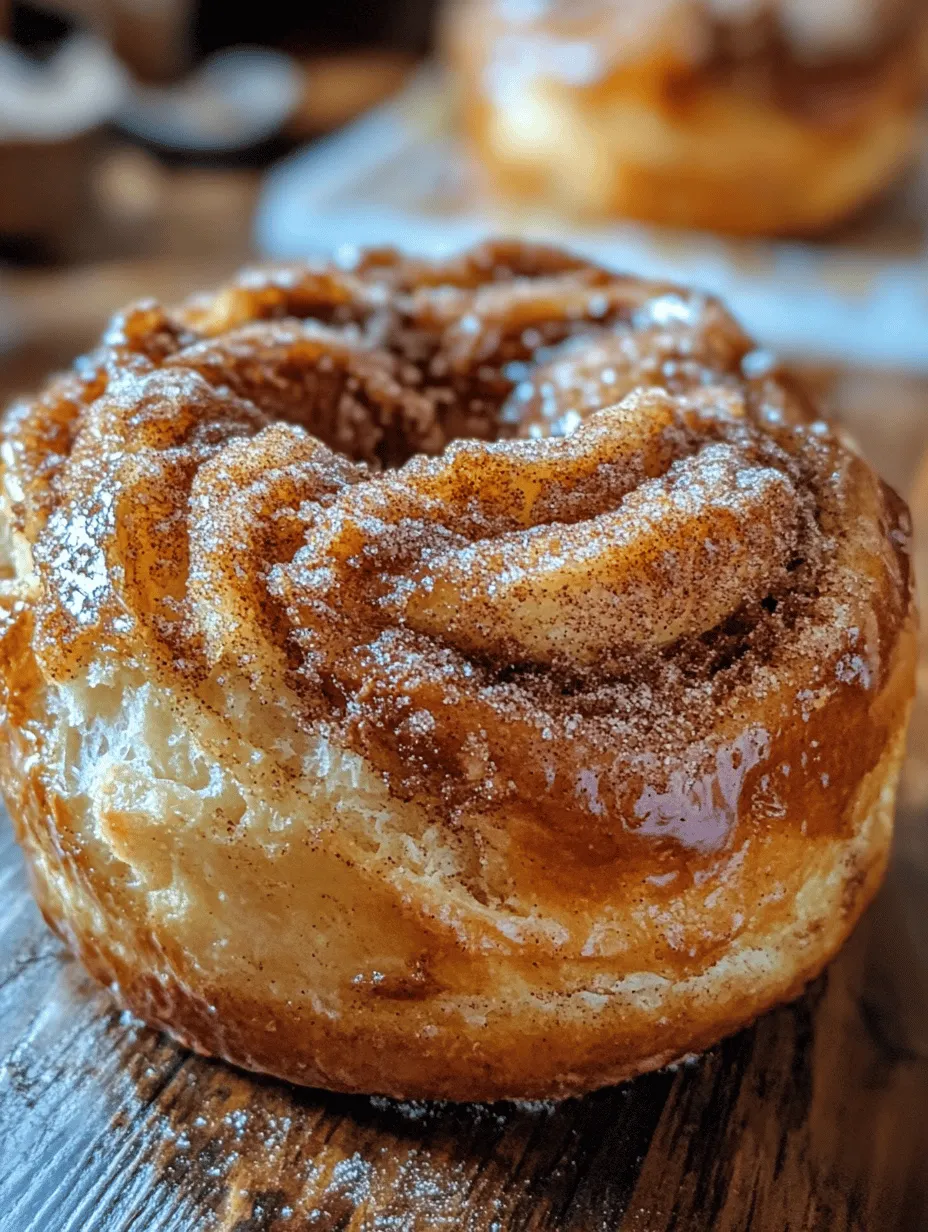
[447,0,928,235]
[0,242,916,1100]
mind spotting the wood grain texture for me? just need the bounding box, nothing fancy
[1,305,927,1229]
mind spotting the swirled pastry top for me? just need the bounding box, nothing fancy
[1,241,913,878]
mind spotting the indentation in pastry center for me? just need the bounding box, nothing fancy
[275,385,802,671]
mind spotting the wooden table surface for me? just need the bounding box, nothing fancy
[1,207,928,1230]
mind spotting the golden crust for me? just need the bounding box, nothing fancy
[0,242,917,1100]
[447,0,928,235]
[0,676,911,1100]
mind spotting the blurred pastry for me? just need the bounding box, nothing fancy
[447,0,928,235]
[0,242,916,1099]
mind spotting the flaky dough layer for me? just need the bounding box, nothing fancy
[0,242,916,1099]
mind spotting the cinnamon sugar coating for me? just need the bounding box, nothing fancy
[7,240,907,852]
[0,242,917,1099]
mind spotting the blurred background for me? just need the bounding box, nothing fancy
[0,0,437,392]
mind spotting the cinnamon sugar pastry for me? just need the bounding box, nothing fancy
[0,242,916,1100]
[448,0,928,235]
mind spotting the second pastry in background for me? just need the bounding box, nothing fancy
[446,0,928,236]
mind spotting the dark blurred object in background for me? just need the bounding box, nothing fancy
[0,3,126,261]
[188,0,438,146]
[6,0,441,80]
[10,0,193,81]
[194,0,437,58]
[0,0,441,262]
[5,0,442,81]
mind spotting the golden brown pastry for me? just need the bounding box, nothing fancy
[0,242,916,1100]
[447,0,928,235]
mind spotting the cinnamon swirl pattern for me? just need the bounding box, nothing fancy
[0,243,916,1099]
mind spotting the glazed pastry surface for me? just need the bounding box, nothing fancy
[0,242,916,1099]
